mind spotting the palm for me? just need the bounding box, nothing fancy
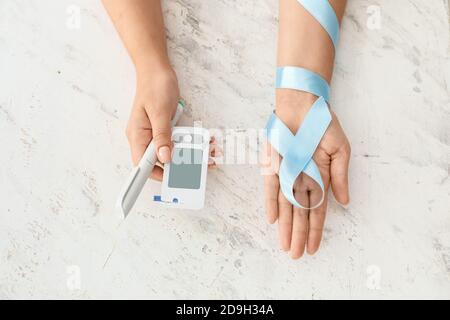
[264,111,350,259]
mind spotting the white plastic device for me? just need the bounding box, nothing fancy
[154,127,210,210]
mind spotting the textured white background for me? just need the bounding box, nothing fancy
[0,0,449,299]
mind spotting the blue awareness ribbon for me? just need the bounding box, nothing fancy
[264,0,339,209]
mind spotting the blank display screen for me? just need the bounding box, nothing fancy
[168,148,203,189]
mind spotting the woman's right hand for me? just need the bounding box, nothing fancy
[126,65,180,180]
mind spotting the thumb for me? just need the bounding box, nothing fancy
[150,110,173,164]
[330,145,351,206]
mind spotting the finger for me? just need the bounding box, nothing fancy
[290,190,309,259]
[264,173,280,224]
[148,108,173,164]
[127,106,152,166]
[330,144,351,206]
[208,157,217,168]
[307,188,328,255]
[260,140,280,175]
[150,165,163,181]
[278,191,293,251]
[263,141,281,224]
[293,173,310,208]
[210,136,225,159]
[209,142,223,158]
[208,140,221,169]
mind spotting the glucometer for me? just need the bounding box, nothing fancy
[116,100,210,218]
[116,101,184,218]
[154,127,210,210]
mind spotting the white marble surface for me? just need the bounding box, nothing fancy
[0,0,449,299]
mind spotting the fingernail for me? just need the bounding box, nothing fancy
[338,202,349,209]
[158,146,171,163]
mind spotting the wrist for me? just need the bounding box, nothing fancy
[136,63,177,86]
[135,55,172,78]
[275,89,318,133]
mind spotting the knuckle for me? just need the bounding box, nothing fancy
[151,130,171,143]
[265,193,278,202]
[277,192,285,203]
[125,126,133,140]
[308,221,324,231]
[150,112,171,127]
[345,143,352,155]
[266,175,279,188]
[148,104,171,117]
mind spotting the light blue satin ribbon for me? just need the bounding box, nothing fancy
[276,67,331,103]
[299,0,340,49]
[265,0,339,209]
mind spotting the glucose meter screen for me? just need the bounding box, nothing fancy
[168,148,203,189]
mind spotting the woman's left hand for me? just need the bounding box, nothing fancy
[262,89,351,259]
